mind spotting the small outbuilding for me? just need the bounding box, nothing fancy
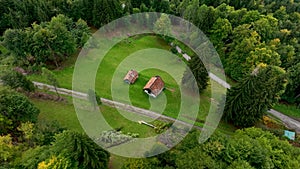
[124,69,139,84]
[143,76,165,98]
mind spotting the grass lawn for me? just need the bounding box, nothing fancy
[273,103,300,119]
[30,96,161,169]
[28,35,220,125]
[31,98,84,132]
[31,97,157,138]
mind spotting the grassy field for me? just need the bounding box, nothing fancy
[31,97,158,138]
[28,35,221,125]
[31,96,161,169]
[273,103,300,119]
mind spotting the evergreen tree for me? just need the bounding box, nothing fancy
[223,64,287,127]
[92,0,122,28]
[182,56,209,93]
[53,131,110,169]
[154,14,171,39]
[282,62,300,106]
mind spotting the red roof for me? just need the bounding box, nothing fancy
[124,70,138,84]
[143,76,164,97]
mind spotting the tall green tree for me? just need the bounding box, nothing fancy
[209,17,232,62]
[32,15,76,67]
[154,13,171,41]
[53,131,110,169]
[252,15,279,42]
[226,25,261,80]
[92,0,122,28]
[0,89,40,135]
[182,56,209,93]
[42,68,60,98]
[3,14,88,68]
[2,28,31,62]
[223,64,287,127]
[282,62,300,105]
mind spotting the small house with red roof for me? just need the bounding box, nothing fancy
[124,70,139,84]
[143,76,165,98]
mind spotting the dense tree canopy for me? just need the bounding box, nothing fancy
[223,64,287,127]
[182,55,209,93]
[0,89,40,135]
[3,14,90,68]
[282,62,300,106]
[123,128,300,168]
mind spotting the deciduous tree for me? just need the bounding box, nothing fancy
[1,71,35,93]
[42,68,60,98]
[0,89,40,135]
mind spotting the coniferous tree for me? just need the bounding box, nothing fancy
[223,64,287,127]
[282,62,300,106]
[182,56,209,93]
[52,131,110,169]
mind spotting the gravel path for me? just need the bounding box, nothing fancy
[33,81,203,131]
[2,66,299,133]
[268,109,300,133]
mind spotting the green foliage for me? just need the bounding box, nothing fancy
[18,146,52,169]
[252,15,279,42]
[42,67,60,97]
[122,158,160,169]
[0,135,15,164]
[1,71,35,92]
[33,120,65,146]
[154,14,171,38]
[31,15,76,67]
[92,0,122,28]
[0,0,52,34]
[227,160,255,169]
[16,130,109,169]
[0,89,40,135]
[153,121,171,134]
[2,29,30,61]
[182,55,209,93]
[123,128,300,169]
[37,155,75,169]
[95,130,137,148]
[170,46,178,54]
[225,26,261,80]
[53,130,110,169]
[210,18,232,45]
[282,62,300,105]
[3,14,89,68]
[176,147,221,169]
[72,19,91,48]
[17,122,35,146]
[223,65,287,127]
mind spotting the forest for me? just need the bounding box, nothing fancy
[0,0,300,168]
